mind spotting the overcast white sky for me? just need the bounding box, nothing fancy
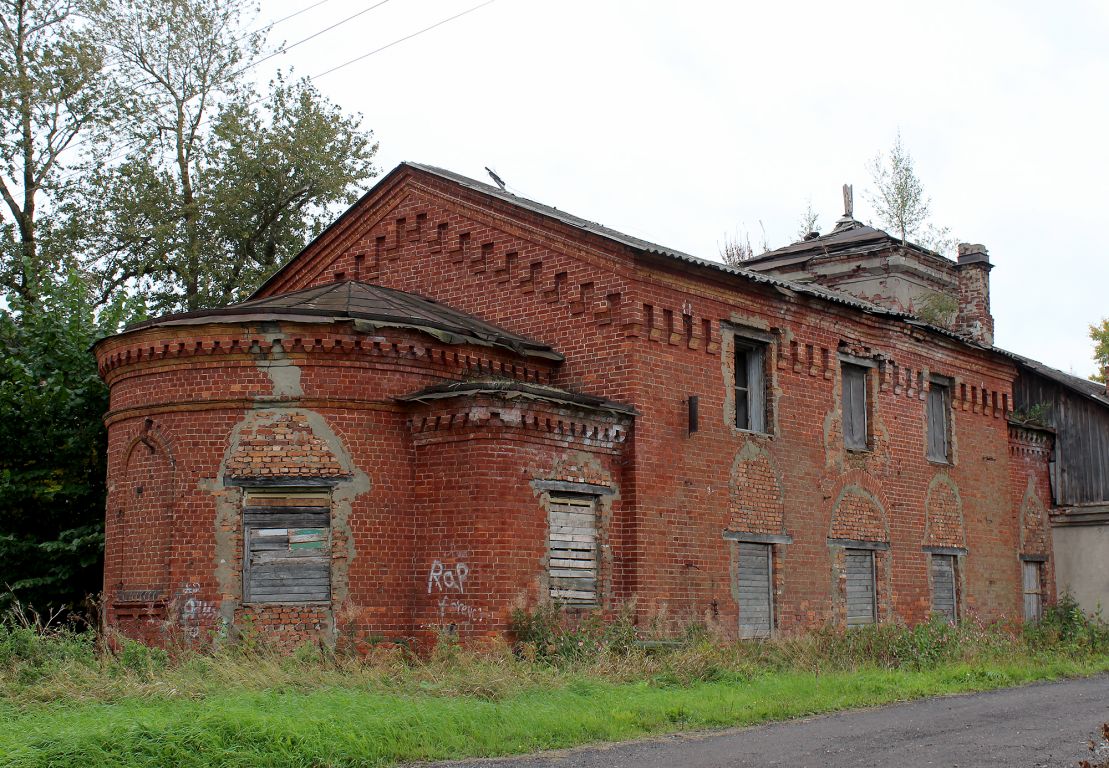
[255,0,1109,378]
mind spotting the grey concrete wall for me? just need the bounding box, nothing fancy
[1052,525,1109,617]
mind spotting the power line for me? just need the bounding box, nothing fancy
[57,0,496,183]
[248,0,395,73]
[56,0,387,172]
[313,0,494,81]
[246,0,338,40]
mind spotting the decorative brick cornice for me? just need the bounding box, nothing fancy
[1008,422,1054,457]
[97,326,554,387]
[406,395,630,450]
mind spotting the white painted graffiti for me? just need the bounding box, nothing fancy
[427,559,469,594]
[177,582,216,639]
[437,596,484,623]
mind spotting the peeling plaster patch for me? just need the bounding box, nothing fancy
[205,406,370,646]
[257,339,303,398]
[300,408,372,625]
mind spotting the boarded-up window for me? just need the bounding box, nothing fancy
[737,542,773,639]
[927,382,951,462]
[845,549,876,626]
[1022,561,1043,621]
[734,341,767,433]
[243,489,331,604]
[548,494,598,605]
[842,364,869,451]
[931,554,957,621]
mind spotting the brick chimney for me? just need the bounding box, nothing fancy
[1104,367,1109,397]
[954,243,994,346]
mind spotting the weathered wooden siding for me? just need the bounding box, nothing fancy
[1014,370,1109,506]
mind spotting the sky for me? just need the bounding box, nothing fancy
[253,0,1109,378]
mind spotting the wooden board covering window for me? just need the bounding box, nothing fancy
[842,364,868,451]
[548,494,598,605]
[1022,561,1043,621]
[927,383,951,462]
[243,490,331,604]
[845,549,876,626]
[737,542,773,639]
[931,554,957,621]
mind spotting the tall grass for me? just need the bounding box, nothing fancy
[1,597,1107,766]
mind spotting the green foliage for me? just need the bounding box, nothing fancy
[915,290,958,327]
[1091,318,1109,382]
[0,613,1108,766]
[509,604,638,661]
[1023,593,1109,653]
[867,131,955,255]
[0,0,124,304]
[73,0,378,313]
[1011,402,1052,426]
[0,276,137,614]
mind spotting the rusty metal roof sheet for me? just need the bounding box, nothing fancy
[125,280,562,360]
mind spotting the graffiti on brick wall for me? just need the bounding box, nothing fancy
[427,559,483,625]
[178,582,216,639]
[437,596,484,623]
[427,559,469,594]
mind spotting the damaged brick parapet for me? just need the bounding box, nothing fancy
[401,384,633,451]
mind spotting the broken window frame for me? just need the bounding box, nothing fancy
[242,488,332,606]
[926,376,953,464]
[725,324,772,435]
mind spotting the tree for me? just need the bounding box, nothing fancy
[719,230,755,267]
[0,0,121,304]
[0,275,137,614]
[1091,319,1109,383]
[77,0,378,313]
[796,199,820,239]
[866,131,954,255]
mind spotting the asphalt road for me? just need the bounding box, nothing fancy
[429,674,1109,768]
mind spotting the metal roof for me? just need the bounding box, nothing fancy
[399,162,903,318]
[1000,348,1109,409]
[124,280,561,360]
[247,162,1104,409]
[741,218,952,272]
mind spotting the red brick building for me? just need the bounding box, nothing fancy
[94,163,1060,648]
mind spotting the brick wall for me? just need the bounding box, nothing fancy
[98,165,1055,647]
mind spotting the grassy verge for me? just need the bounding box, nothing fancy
[1,600,1108,767]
